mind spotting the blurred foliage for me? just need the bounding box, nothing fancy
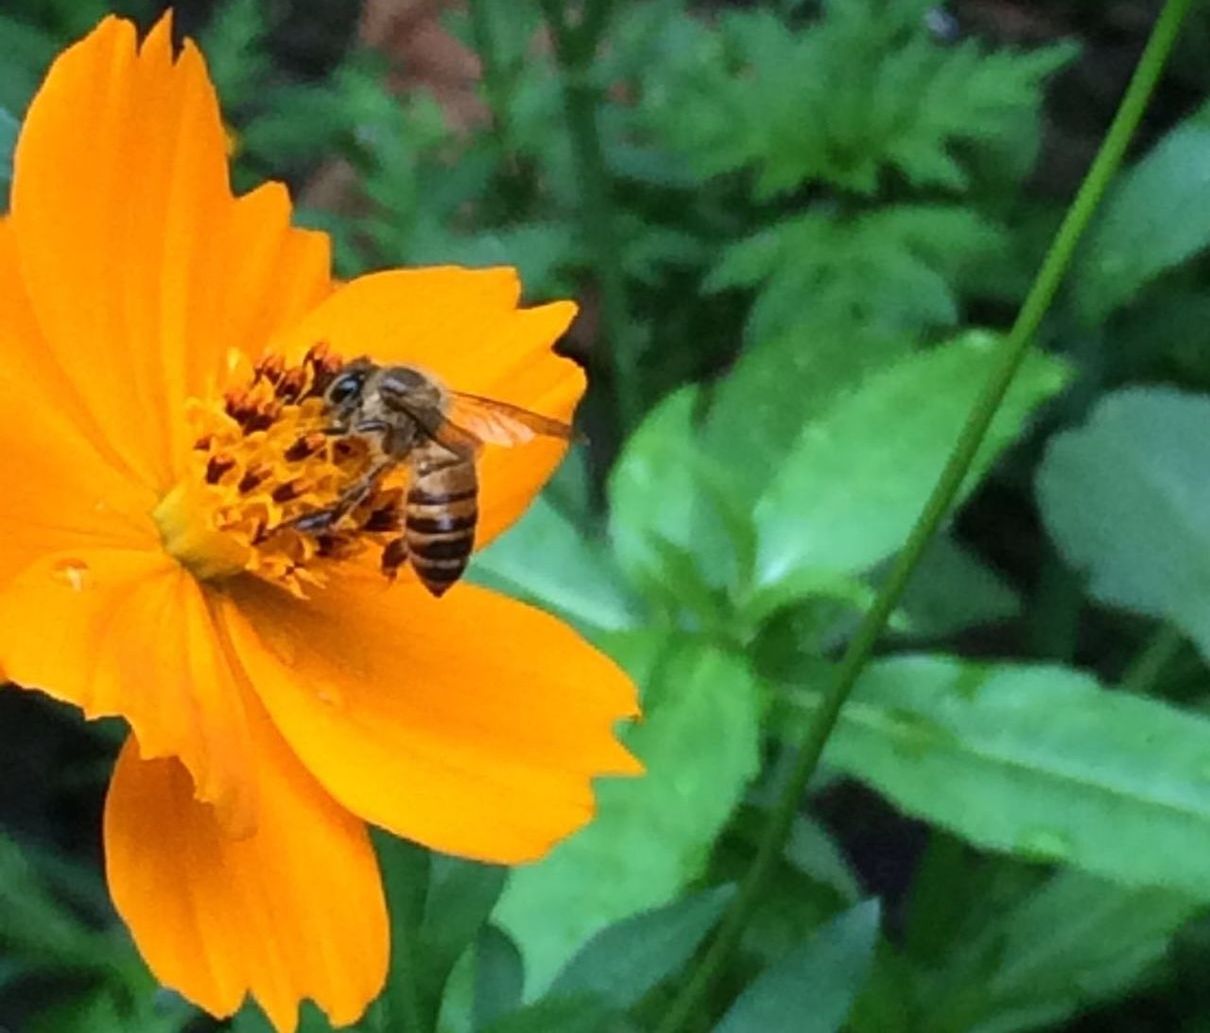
[5,1,1210,1032]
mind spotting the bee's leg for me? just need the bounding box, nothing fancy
[290,506,343,534]
[290,460,393,534]
[381,537,408,579]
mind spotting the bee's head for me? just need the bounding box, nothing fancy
[322,358,375,428]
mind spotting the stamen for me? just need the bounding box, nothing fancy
[153,347,412,595]
[206,454,236,484]
[237,466,270,495]
[285,433,326,462]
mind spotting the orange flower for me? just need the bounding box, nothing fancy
[0,14,639,1032]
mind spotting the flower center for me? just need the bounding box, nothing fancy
[153,345,408,595]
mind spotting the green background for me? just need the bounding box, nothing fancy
[5,1,1210,1031]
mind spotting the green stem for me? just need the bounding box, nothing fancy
[467,0,513,158]
[538,0,643,431]
[576,0,613,54]
[654,2,1196,1030]
[379,836,432,1032]
[392,917,428,1031]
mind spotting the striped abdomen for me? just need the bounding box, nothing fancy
[398,444,478,596]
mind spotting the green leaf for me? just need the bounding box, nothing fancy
[198,0,270,110]
[714,900,881,1033]
[704,317,908,504]
[425,856,510,987]
[1074,103,1210,323]
[497,640,762,995]
[902,844,1196,1033]
[649,2,1068,197]
[478,996,623,1033]
[231,1002,335,1033]
[783,817,862,904]
[31,992,176,1033]
[608,388,743,608]
[549,885,735,1009]
[709,207,1004,347]
[894,535,1021,638]
[754,333,1067,594]
[608,388,700,590]
[1037,387,1210,659]
[473,495,642,634]
[408,221,579,301]
[0,16,57,116]
[780,655,1210,898]
[375,836,507,1030]
[968,872,1197,1033]
[474,926,525,1032]
[0,834,114,971]
[0,106,16,202]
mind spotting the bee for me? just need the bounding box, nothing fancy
[295,358,573,596]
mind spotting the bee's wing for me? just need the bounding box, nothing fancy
[443,392,576,447]
[423,416,486,458]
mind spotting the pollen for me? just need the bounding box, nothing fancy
[153,345,407,595]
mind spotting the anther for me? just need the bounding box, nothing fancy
[254,354,285,385]
[285,432,326,462]
[305,342,344,397]
[206,454,237,484]
[224,388,252,419]
[277,367,307,402]
[238,466,269,495]
[241,401,282,434]
[272,481,301,503]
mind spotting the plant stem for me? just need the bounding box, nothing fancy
[577,0,613,54]
[654,2,1196,1030]
[391,915,428,1032]
[467,0,513,158]
[538,0,643,432]
[379,836,432,1032]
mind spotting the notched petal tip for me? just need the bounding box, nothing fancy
[530,298,580,342]
[105,722,388,1033]
[221,576,641,865]
[268,268,586,546]
[140,8,176,58]
[9,9,333,492]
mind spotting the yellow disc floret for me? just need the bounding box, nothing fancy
[154,345,406,596]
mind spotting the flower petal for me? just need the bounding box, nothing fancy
[0,374,158,591]
[9,16,330,491]
[0,549,256,833]
[105,726,387,1033]
[0,222,158,580]
[218,570,639,864]
[271,268,580,545]
[208,181,331,399]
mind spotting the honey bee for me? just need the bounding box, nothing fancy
[295,358,573,596]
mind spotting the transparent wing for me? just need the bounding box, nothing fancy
[443,392,575,448]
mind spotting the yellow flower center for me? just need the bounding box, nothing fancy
[153,345,408,596]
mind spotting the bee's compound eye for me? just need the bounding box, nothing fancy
[327,371,366,406]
